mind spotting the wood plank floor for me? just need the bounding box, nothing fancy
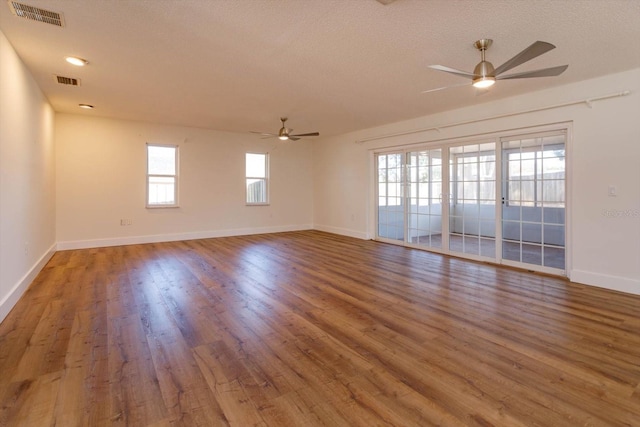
[1,230,639,426]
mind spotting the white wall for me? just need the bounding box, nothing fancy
[55,114,314,248]
[0,30,56,323]
[313,68,640,295]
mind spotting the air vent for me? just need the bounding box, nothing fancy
[8,2,65,27]
[55,75,80,86]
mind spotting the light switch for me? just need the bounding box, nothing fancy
[608,185,617,197]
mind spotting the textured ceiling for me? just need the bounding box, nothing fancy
[1,0,639,137]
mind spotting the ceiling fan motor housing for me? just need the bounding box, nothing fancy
[473,60,495,78]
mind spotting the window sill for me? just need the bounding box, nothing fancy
[146,204,180,209]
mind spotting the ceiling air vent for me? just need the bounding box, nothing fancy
[8,2,65,27]
[55,75,80,86]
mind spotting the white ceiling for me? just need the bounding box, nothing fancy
[1,0,639,137]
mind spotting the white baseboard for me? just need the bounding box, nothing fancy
[313,224,369,240]
[0,243,56,324]
[56,224,314,250]
[570,269,640,296]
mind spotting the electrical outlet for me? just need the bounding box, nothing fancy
[120,219,132,226]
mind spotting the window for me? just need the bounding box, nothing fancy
[246,152,268,205]
[147,144,178,207]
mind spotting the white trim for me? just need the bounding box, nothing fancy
[313,224,369,240]
[56,224,314,250]
[570,270,640,296]
[0,243,57,324]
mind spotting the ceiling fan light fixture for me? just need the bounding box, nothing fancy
[278,135,289,140]
[425,39,566,94]
[472,59,495,88]
[472,76,496,88]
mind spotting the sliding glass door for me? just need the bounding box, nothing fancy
[407,149,443,250]
[448,143,496,258]
[374,128,567,275]
[501,133,566,271]
[377,152,404,242]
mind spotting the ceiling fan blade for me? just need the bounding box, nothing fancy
[250,131,278,137]
[496,64,568,80]
[422,81,471,94]
[428,65,476,79]
[288,136,301,141]
[290,132,320,137]
[493,41,556,76]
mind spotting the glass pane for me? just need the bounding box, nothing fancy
[480,238,495,257]
[463,235,479,255]
[543,207,565,224]
[378,183,386,198]
[378,155,386,169]
[479,181,495,201]
[522,223,542,244]
[521,181,535,205]
[508,159,521,179]
[503,205,521,221]
[148,145,176,175]
[430,202,442,215]
[479,161,495,180]
[246,178,267,203]
[246,153,266,178]
[544,246,565,269]
[541,156,565,177]
[431,165,442,182]
[521,243,542,265]
[542,180,565,203]
[522,207,542,222]
[543,224,565,246]
[508,181,521,203]
[503,240,520,261]
[480,220,495,237]
[431,182,442,199]
[520,159,535,178]
[148,176,175,205]
[503,220,520,241]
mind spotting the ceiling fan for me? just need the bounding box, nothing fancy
[250,117,320,141]
[423,39,568,93]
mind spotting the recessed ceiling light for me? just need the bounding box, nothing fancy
[78,104,94,109]
[65,56,88,66]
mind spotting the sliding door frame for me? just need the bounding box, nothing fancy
[370,122,572,277]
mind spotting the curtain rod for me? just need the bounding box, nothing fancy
[355,90,631,144]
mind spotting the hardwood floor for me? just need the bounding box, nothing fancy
[1,230,639,426]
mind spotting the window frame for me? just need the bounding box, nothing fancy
[146,143,179,208]
[245,152,269,206]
